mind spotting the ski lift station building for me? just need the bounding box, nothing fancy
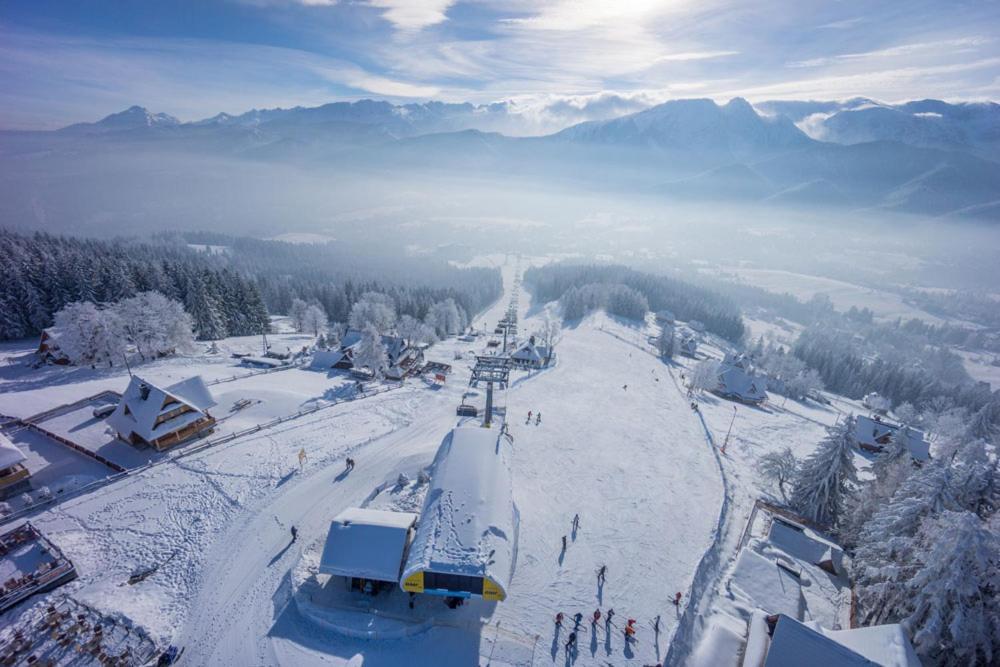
[319,508,418,592]
[401,426,518,602]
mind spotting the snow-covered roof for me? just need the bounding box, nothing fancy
[854,415,928,461]
[822,624,921,667]
[510,340,549,364]
[107,375,216,444]
[716,356,767,403]
[401,426,518,600]
[319,508,417,583]
[341,330,409,364]
[729,549,804,619]
[241,356,286,368]
[764,615,876,666]
[0,432,27,469]
[309,350,345,370]
[767,518,844,575]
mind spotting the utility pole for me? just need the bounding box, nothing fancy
[722,405,737,455]
[122,353,133,378]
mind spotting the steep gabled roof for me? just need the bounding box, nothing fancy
[0,432,27,470]
[107,375,215,443]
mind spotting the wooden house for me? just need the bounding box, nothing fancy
[0,433,30,500]
[107,376,216,451]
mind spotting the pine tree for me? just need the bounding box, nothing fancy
[657,323,675,359]
[185,280,226,341]
[903,511,1000,664]
[790,416,859,527]
[853,458,957,624]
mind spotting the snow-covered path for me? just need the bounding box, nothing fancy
[492,316,722,665]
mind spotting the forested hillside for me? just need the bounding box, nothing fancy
[0,229,503,342]
[0,230,270,340]
[525,263,745,341]
[175,232,502,325]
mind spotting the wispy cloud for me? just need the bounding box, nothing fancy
[789,36,991,68]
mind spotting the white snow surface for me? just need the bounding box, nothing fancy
[401,425,517,597]
[319,508,417,583]
[0,256,860,666]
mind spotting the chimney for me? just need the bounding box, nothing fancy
[138,383,150,400]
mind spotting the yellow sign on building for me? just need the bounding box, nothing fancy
[402,571,424,593]
[482,578,505,601]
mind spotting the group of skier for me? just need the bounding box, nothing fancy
[554,557,684,657]
[526,410,542,425]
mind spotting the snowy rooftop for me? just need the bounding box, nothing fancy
[309,350,345,370]
[716,356,768,403]
[854,415,929,461]
[107,375,216,444]
[729,548,804,619]
[401,425,518,600]
[319,508,417,583]
[767,517,844,576]
[764,615,876,666]
[0,431,27,469]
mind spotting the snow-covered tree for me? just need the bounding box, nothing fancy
[52,301,126,367]
[117,291,194,360]
[348,292,396,333]
[397,314,436,346]
[689,359,720,393]
[756,447,798,501]
[840,429,915,548]
[964,401,1000,443]
[902,511,1000,664]
[948,437,999,518]
[789,416,859,527]
[353,324,388,378]
[657,323,675,360]
[327,322,344,350]
[302,304,328,337]
[784,369,824,401]
[185,280,226,341]
[290,298,309,333]
[540,311,561,364]
[424,298,464,338]
[853,458,958,624]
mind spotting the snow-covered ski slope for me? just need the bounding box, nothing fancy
[1,255,850,665]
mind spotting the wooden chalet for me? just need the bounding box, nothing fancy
[0,433,30,500]
[107,376,216,451]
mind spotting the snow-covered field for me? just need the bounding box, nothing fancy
[715,267,950,325]
[0,256,852,666]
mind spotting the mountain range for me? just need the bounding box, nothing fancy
[1,96,998,224]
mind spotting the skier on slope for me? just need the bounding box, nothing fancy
[565,632,577,651]
[290,526,298,543]
[561,535,567,551]
[597,565,607,584]
[527,410,533,424]
[572,513,580,532]
[606,608,615,627]
[673,591,683,606]
[624,619,636,640]
[555,612,564,627]
[592,609,601,624]
[536,412,541,425]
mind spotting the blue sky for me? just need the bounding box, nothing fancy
[2,0,998,129]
